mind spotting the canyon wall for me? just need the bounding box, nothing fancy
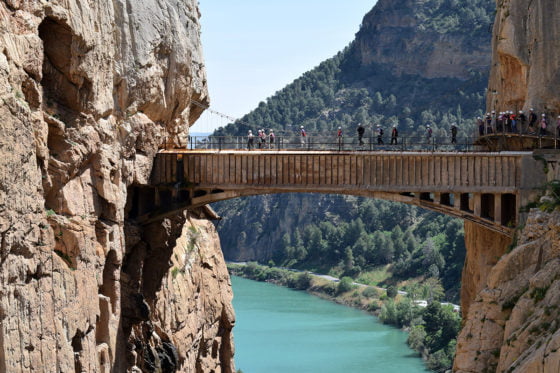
[455,0,560,371]
[0,1,234,372]
[487,0,560,114]
[351,0,492,80]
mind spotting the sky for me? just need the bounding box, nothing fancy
[191,0,377,133]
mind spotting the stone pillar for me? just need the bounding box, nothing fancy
[473,193,482,217]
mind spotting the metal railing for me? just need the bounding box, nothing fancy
[183,135,479,152]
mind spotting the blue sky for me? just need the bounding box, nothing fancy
[192,0,377,133]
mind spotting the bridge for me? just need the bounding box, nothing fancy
[128,149,549,237]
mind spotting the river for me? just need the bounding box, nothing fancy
[231,276,428,373]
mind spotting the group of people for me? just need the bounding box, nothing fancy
[246,123,460,150]
[247,129,275,149]
[478,109,560,136]
[350,123,456,145]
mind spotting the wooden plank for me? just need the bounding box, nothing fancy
[326,156,332,185]
[474,156,481,186]
[461,156,468,187]
[496,157,503,187]
[270,156,277,185]
[343,156,350,185]
[481,156,488,186]
[240,156,246,184]
[294,155,301,184]
[363,156,370,187]
[246,156,252,184]
[489,156,496,186]
[468,156,475,187]
[319,156,325,185]
[357,155,364,185]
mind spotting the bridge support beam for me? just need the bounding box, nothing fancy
[494,195,502,225]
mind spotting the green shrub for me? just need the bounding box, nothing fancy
[337,277,355,295]
[362,287,380,298]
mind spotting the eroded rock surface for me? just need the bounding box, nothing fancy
[0,1,234,372]
[487,0,560,113]
[455,210,560,373]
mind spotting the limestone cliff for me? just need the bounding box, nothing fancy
[454,1,560,371]
[487,0,560,114]
[0,1,234,372]
[455,210,560,373]
[351,0,492,80]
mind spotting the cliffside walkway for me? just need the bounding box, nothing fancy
[130,149,550,237]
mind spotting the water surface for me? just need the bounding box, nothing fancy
[232,276,428,373]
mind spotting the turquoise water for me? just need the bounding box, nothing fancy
[231,276,428,373]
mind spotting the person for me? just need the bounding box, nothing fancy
[257,129,263,149]
[247,130,254,150]
[269,129,275,148]
[557,116,560,137]
[478,117,485,136]
[540,114,548,136]
[451,123,458,144]
[510,111,517,133]
[518,110,527,133]
[300,125,306,147]
[376,124,384,145]
[337,127,343,150]
[528,108,537,134]
[357,123,365,145]
[260,129,267,148]
[390,126,398,145]
[426,124,432,143]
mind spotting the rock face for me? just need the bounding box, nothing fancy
[454,1,560,371]
[455,210,560,373]
[0,1,234,372]
[487,0,560,114]
[460,222,511,318]
[351,0,492,80]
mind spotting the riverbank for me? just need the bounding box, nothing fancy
[228,262,460,372]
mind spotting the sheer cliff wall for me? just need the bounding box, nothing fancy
[0,1,234,372]
[487,0,560,114]
[454,0,560,371]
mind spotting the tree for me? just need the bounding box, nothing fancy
[386,285,398,299]
[337,276,355,295]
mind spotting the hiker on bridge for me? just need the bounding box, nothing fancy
[540,114,548,136]
[269,129,275,148]
[300,126,307,147]
[478,117,485,136]
[510,111,517,133]
[390,126,398,145]
[337,127,343,150]
[451,123,458,144]
[518,111,527,133]
[247,130,254,150]
[528,108,537,134]
[426,124,432,143]
[260,129,267,148]
[376,124,384,145]
[357,123,365,146]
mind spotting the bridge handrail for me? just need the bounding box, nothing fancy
[183,135,478,152]
[176,132,560,152]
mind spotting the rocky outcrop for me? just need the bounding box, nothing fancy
[487,0,560,114]
[0,1,234,372]
[455,210,560,373]
[351,0,492,80]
